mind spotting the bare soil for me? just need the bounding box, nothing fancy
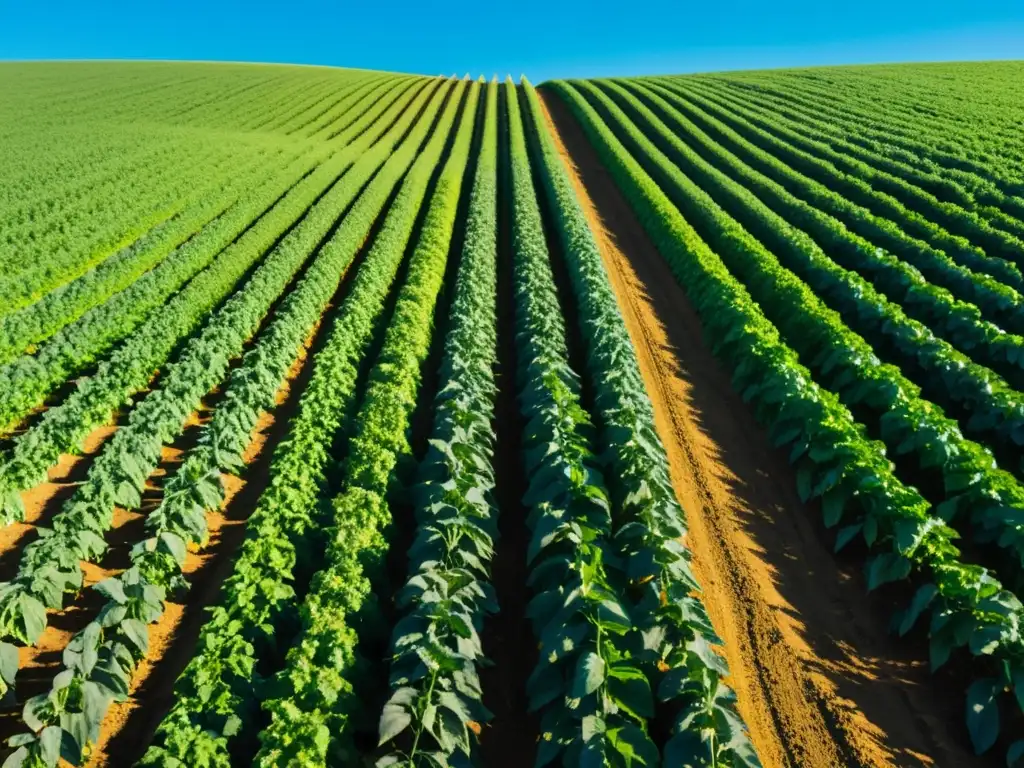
[539,90,987,768]
[0,425,118,581]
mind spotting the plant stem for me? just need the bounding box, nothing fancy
[408,669,439,766]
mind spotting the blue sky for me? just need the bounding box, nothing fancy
[1,0,1021,80]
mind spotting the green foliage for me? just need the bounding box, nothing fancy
[506,78,658,767]
[0,77,417,379]
[0,76,446,768]
[254,78,481,768]
[524,79,760,767]
[0,77,425,497]
[253,80,480,767]
[612,78,1024,480]
[0,73,435,732]
[5,59,1024,767]
[377,79,500,768]
[637,79,1024,387]
[547,76,1024,764]
[137,78,452,768]
[579,79,1024,590]
[665,75,1024,278]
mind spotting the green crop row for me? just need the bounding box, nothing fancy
[578,79,1024,585]
[0,140,250,313]
[637,80,1024,386]
[0,76,397,367]
[671,78,1024,276]
[0,80,431,526]
[254,78,478,767]
[0,151,310,433]
[658,78,1024,294]
[503,79,670,767]
[0,129,188,226]
[550,78,1024,762]
[0,137,228,277]
[0,82,441,768]
[137,78,453,768]
[0,146,291,365]
[0,77,419,437]
[376,79,499,768]
[603,79,1024,486]
[699,77,1024,237]
[644,78,1024,338]
[695,68,1024,192]
[716,73,1024,201]
[0,76,439,724]
[296,75,396,138]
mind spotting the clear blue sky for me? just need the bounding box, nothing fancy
[1,0,1021,81]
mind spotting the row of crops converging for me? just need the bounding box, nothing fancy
[0,71,758,768]
[2,58,1024,767]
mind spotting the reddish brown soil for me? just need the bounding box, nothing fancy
[0,426,118,579]
[540,91,986,768]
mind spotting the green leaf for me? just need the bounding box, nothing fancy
[970,625,1003,656]
[664,727,714,767]
[796,464,814,502]
[607,666,654,719]
[119,619,150,657]
[834,523,862,553]
[865,553,910,591]
[378,702,412,745]
[821,487,845,528]
[898,584,937,636]
[0,642,19,686]
[437,691,470,723]
[94,578,127,604]
[1,746,29,768]
[572,652,606,698]
[581,714,605,742]
[23,693,51,732]
[20,593,47,645]
[965,678,1001,755]
[1013,669,1024,714]
[1,493,26,525]
[527,662,565,712]
[38,726,62,767]
[657,666,693,702]
[157,533,187,564]
[223,714,242,737]
[607,723,659,765]
[687,634,729,677]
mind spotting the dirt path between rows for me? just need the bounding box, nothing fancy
[539,90,986,768]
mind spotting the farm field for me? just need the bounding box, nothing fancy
[0,59,1022,768]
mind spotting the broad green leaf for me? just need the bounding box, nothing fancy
[821,487,845,528]
[378,702,412,745]
[38,727,62,767]
[608,670,654,719]
[898,584,937,637]
[572,652,606,698]
[965,677,1001,755]
[0,642,19,685]
[608,723,658,766]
